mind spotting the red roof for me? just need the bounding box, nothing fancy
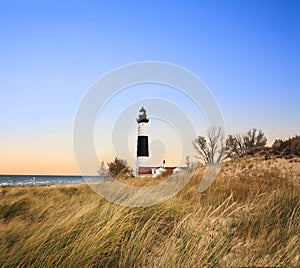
[165,167,176,171]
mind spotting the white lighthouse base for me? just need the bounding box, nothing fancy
[136,156,150,176]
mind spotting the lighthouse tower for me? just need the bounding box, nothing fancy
[136,107,150,176]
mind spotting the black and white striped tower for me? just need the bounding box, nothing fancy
[136,107,150,175]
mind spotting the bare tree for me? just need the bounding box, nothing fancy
[185,155,190,168]
[98,161,108,176]
[193,127,225,164]
[226,128,267,158]
[226,134,246,158]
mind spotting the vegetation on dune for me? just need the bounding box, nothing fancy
[104,157,134,179]
[194,128,299,166]
[226,128,267,158]
[271,135,300,159]
[193,127,268,166]
[0,157,299,267]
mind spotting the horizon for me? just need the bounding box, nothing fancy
[1,131,299,176]
[1,1,299,175]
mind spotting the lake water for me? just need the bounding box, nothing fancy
[0,175,101,186]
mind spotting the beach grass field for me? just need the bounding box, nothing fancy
[0,157,299,267]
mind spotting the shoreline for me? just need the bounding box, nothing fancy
[0,182,88,188]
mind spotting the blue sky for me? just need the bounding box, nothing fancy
[0,0,299,174]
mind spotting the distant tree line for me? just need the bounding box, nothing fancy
[193,127,300,164]
[269,135,300,159]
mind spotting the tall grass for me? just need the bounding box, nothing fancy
[0,157,299,267]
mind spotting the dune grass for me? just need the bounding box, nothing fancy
[0,157,299,267]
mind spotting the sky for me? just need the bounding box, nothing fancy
[0,0,299,175]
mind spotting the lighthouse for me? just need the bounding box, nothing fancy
[136,107,150,176]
